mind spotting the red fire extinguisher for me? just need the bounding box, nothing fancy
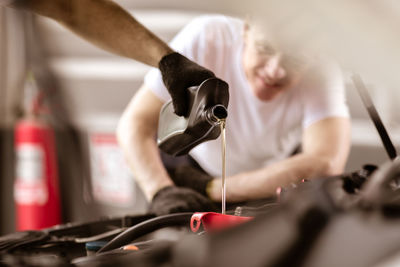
[14,73,61,231]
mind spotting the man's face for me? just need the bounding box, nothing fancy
[242,25,307,101]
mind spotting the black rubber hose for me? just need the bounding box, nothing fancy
[97,213,193,253]
[360,159,400,207]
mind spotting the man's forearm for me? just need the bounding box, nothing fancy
[9,0,173,67]
[208,117,350,202]
[208,152,339,202]
[123,133,173,201]
[117,121,173,201]
[116,88,173,201]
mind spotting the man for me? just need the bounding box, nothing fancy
[117,14,351,215]
[3,0,215,117]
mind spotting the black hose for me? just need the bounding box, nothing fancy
[97,213,193,253]
[360,159,400,207]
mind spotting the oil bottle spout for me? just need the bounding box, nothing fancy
[205,105,228,124]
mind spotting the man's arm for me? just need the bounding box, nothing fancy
[8,0,173,67]
[116,85,173,200]
[117,86,219,215]
[207,117,351,202]
[6,0,216,116]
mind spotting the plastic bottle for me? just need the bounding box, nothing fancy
[157,77,229,156]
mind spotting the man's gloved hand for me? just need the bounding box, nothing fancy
[158,52,215,117]
[171,165,213,197]
[148,186,218,216]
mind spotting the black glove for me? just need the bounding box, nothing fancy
[171,165,213,197]
[158,52,215,117]
[148,186,218,216]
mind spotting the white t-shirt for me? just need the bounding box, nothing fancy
[144,15,349,177]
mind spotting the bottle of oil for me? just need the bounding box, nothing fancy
[157,77,229,156]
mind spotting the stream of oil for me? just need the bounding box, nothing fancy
[219,119,227,214]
